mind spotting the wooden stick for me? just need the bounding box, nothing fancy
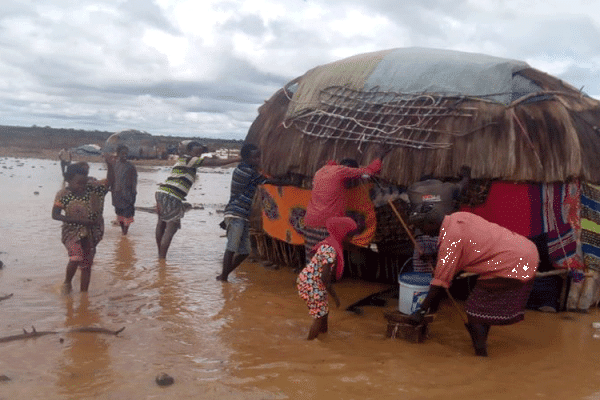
[0,293,14,302]
[0,326,126,344]
[387,199,422,254]
[456,269,593,279]
[445,288,468,324]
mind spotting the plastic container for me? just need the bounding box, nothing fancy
[398,272,432,315]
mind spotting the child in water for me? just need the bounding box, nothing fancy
[52,157,114,293]
[297,216,357,340]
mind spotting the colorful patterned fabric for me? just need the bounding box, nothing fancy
[431,212,539,289]
[466,278,535,325]
[224,162,268,220]
[304,159,381,228]
[581,182,600,272]
[54,179,109,247]
[542,182,583,270]
[297,244,337,318]
[259,183,376,247]
[156,155,205,201]
[116,215,134,227]
[317,217,357,281]
[64,237,96,267]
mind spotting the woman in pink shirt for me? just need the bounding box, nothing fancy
[409,210,539,356]
[302,157,382,262]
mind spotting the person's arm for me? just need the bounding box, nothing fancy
[338,158,383,180]
[103,153,116,190]
[408,285,445,323]
[201,155,242,167]
[51,205,96,226]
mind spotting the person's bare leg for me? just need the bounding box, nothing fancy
[156,220,166,249]
[80,268,91,292]
[120,221,129,235]
[217,252,248,281]
[158,222,178,259]
[217,250,235,281]
[320,313,328,333]
[63,261,78,294]
[466,317,489,357]
[308,315,327,340]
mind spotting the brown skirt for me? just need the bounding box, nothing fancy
[465,278,535,325]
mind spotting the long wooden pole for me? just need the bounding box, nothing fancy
[387,199,423,254]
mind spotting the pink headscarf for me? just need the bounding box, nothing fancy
[312,216,357,281]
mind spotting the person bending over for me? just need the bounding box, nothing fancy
[409,210,539,356]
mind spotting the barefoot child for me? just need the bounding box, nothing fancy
[52,157,114,292]
[155,141,241,259]
[297,216,357,340]
[110,145,138,235]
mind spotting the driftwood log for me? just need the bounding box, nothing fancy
[0,293,13,302]
[0,326,125,343]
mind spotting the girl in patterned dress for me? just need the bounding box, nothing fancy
[52,157,114,293]
[297,217,357,340]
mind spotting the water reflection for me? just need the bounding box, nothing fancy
[111,236,137,281]
[56,295,113,397]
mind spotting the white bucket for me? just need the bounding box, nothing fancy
[398,272,432,315]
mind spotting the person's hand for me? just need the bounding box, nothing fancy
[377,143,393,160]
[408,308,427,325]
[80,215,99,226]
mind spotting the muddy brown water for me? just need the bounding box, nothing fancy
[1,156,600,400]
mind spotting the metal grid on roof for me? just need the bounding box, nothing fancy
[287,86,477,150]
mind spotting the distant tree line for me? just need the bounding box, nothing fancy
[0,125,244,152]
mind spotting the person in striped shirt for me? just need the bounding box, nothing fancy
[155,140,240,259]
[216,143,267,281]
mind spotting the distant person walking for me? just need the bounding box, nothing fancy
[52,155,114,293]
[58,148,72,178]
[155,141,240,259]
[110,145,138,235]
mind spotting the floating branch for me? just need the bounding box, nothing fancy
[0,326,126,343]
[0,293,13,302]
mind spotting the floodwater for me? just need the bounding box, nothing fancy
[1,156,600,400]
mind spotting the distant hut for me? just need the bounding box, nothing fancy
[246,47,600,311]
[104,129,159,159]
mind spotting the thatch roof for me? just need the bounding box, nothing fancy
[104,129,159,158]
[245,47,600,186]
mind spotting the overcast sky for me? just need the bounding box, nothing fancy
[1,0,599,140]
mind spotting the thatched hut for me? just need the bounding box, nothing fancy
[246,47,600,311]
[103,129,160,159]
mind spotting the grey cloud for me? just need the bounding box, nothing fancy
[221,14,268,36]
[118,0,180,34]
